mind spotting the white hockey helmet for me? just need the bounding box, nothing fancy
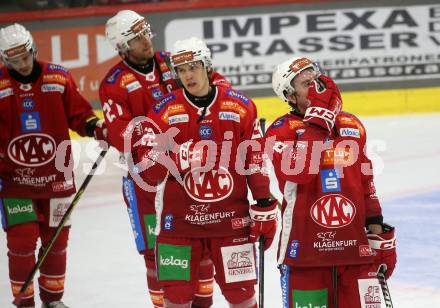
[105,10,152,52]
[0,23,36,64]
[272,56,320,102]
[170,37,212,70]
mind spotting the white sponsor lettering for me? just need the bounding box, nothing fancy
[126,81,141,93]
[219,111,240,123]
[340,128,360,138]
[7,204,33,215]
[41,83,65,93]
[168,114,189,125]
[160,255,189,269]
[0,88,13,98]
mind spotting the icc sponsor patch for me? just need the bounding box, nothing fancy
[358,278,385,308]
[199,125,212,139]
[22,98,35,110]
[20,112,41,132]
[320,169,340,193]
[221,243,256,283]
[226,89,250,105]
[152,88,164,100]
[292,289,328,308]
[288,240,299,259]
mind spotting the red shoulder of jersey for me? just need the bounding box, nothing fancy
[335,111,366,142]
[217,87,256,120]
[100,61,143,93]
[266,112,305,140]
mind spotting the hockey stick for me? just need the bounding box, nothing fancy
[13,147,108,307]
[332,266,338,308]
[378,265,394,308]
[258,118,266,308]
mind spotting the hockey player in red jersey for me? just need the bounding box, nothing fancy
[0,24,107,308]
[266,56,397,308]
[99,11,229,307]
[135,37,277,307]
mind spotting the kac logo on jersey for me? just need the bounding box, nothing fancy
[8,133,56,167]
[164,214,173,231]
[20,112,41,133]
[310,194,356,228]
[184,167,234,202]
[152,88,164,100]
[22,98,35,110]
[199,125,212,140]
[320,169,340,193]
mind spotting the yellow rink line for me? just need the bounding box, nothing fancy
[70,87,440,139]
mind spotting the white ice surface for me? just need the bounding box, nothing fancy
[1,113,440,307]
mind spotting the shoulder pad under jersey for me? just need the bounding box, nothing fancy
[335,111,365,139]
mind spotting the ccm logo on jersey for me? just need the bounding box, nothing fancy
[8,133,56,167]
[310,194,356,228]
[183,167,234,202]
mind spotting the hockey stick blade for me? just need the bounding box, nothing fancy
[378,265,394,308]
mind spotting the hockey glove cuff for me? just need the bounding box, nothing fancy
[367,223,397,280]
[249,199,278,250]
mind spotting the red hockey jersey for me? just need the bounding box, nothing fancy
[266,111,382,267]
[138,86,270,238]
[0,62,96,198]
[99,51,230,154]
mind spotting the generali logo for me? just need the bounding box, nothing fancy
[33,25,119,102]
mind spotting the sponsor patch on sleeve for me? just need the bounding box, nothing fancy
[226,89,250,105]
